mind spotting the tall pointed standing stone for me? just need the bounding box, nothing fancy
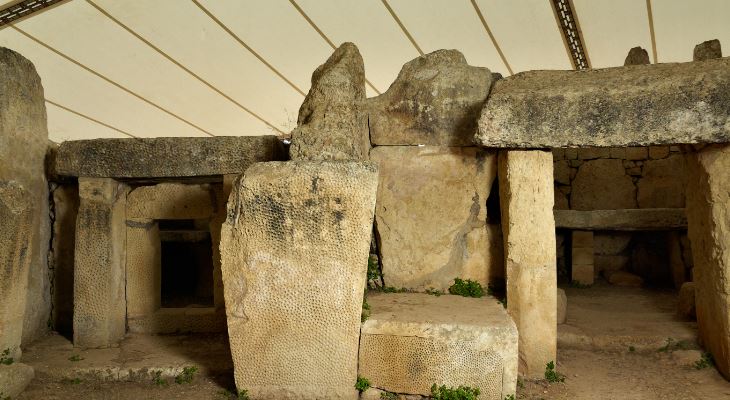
[290,43,369,161]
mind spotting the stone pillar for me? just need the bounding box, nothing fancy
[125,219,160,318]
[498,150,557,377]
[73,178,128,348]
[686,144,730,378]
[220,161,378,399]
[571,231,594,285]
[0,182,32,360]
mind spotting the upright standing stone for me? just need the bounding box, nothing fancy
[624,46,650,66]
[0,47,51,346]
[686,144,730,378]
[220,161,378,399]
[498,150,557,377]
[0,182,32,360]
[571,231,594,285]
[290,43,369,161]
[694,39,722,61]
[73,178,128,348]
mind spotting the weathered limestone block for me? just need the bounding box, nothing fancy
[624,46,650,66]
[554,209,687,230]
[125,219,160,318]
[370,146,501,290]
[686,144,730,378]
[606,270,643,287]
[127,183,216,219]
[594,233,631,255]
[359,292,517,399]
[557,288,567,324]
[220,161,378,399]
[498,150,557,377]
[74,178,128,348]
[0,47,51,346]
[476,58,730,147]
[637,154,687,208]
[571,231,594,285]
[694,39,722,61]
[0,363,34,398]
[290,43,369,161]
[678,282,696,319]
[669,231,688,289]
[369,50,493,146]
[571,159,636,210]
[55,136,286,178]
[0,182,32,360]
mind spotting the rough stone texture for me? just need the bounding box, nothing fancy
[557,288,567,324]
[370,146,501,290]
[606,271,643,287]
[571,231,594,285]
[359,292,517,399]
[74,178,128,348]
[125,218,160,318]
[476,58,730,147]
[127,308,226,334]
[637,154,687,208]
[369,50,493,146]
[554,209,687,230]
[50,184,79,336]
[0,363,34,398]
[0,182,33,360]
[624,46,650,66]
[593,233,632,255]
[678,282,696,319]
[55,136,286,178]
[686,144,730,378]
[498,150,556,377]
[0,47,51,347]
[220,161,378,399]
[694,39,722,61]
[571,159,636,210]
[290,43,369,161]
[127,183,217,219]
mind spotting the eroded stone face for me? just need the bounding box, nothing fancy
[636,154,687,208]
[370,146,501,290]
[477,58,730,147]
[289,43,369,161]
[220,161,378,399]
[571,159,636,210]
[624,46,650,66]
[368,50,493,146]
[694,39,722,61]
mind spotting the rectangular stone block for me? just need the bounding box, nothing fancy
[55,136,286,178]
[125,219,160,318]
[359,293,517,399]
[73,178,128,348]
[498,150,557,377]
[572,247,594,267]
[572,230,594,248]
[220,161,378,399]
[0,182,33,360]
[554,209,687,231]
[370,146,501,290]
[572,264,595,285]
[477,58,730,147]
[686,144,730,378]
[126,183,216,219]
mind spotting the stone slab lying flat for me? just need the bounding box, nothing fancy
[477,58,730,147]
[554,208,687,230]
[359,292,517,399]
[54,136,286,178]
[221,161,378,399]
[0,363,34,398]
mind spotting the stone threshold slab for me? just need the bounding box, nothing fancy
[554,208,687,230]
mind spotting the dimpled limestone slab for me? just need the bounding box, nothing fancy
[220,161,378,399]
[359,293,517,399]
[0,181,32,360]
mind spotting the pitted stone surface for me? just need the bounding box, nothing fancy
[370,146,501,290]
[637,154,687,208]
[694,39,722,61]
[359,292,517,399]
[571,159,636,210]
[74,178,128,348]
[125,218,160,318]
[477,58,730,147]
[624,47,650,65]
[0,363,34,398]
[55,136,286,178]
[220,161,378,399]
[0,181,32,360]
[290,43,369,161]
[369,50,493,146]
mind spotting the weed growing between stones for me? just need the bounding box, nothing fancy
[504,395,516,400]
[694,352,715,370]
[448,278,484,298]
[544,361,565,383]
[216,388,249,399]
[355,376,371,392]
[0,349,13,365]
[0,391,9,400]
[174,366,197,384]
[68,354,83,362]
[425,287,444,296]
[657,338,690,353]
[152,371,168,386]
[367,255,383,289]
[430,383,480,400]
[629,346,636,352]
[361,297,371,322]
[380,391,397,399]
[61,378,82,385]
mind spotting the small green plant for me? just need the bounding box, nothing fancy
[361,298,371,322]
[570,281,592,289]
[367,255,382,289]
[656,337,690,353]
[544,361,565,383]
[694,352,714,370]
[62,377,82,385]
[380,391,397,400]
[628,346,636,352]
[174,366,198,384]
[152,371,168,386]
[516,377,524,389]
[498,297,507,308]
[355,376,371,392]
[68,354,83,362]
[425,287,444,296]
[0,391,10,400]
[430,384,481,400]
[236,389,250,400]
[381,286,409,293]
[0,349,13,365]
[448,278,484,298]
[504,395,516,400]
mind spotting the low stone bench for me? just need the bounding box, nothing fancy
[359,292,517,399]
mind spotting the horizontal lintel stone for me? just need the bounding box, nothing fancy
[554,208,687,231]
[54,136,286,178]
[477,57,730,148]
